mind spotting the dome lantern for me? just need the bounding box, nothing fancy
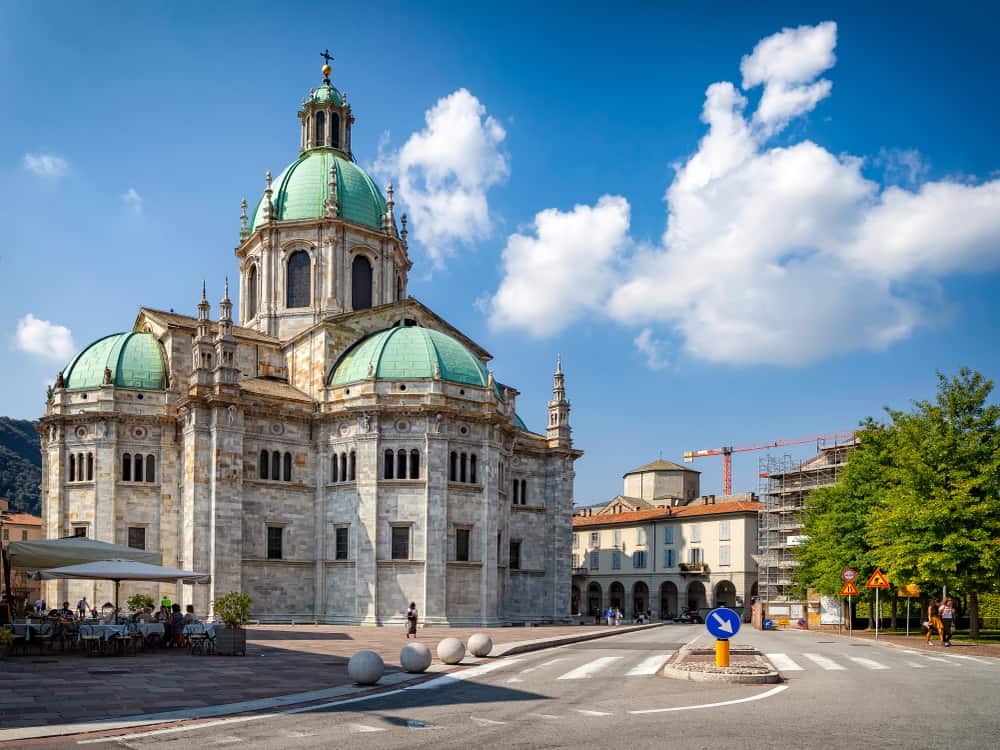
[298,51,353,156]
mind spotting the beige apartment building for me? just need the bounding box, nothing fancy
[571,460,760,620]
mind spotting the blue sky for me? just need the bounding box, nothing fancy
[3,2,1000,502]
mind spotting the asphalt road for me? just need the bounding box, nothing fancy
[37,625,1000,749]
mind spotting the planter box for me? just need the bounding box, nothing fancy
[214,627,247,656]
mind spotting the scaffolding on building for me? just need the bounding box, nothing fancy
[758,438,856,606]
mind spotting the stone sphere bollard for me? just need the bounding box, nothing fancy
[437,637,466,664]
[400,642,433,673]
[348,650,384,685]
[468,633,493,657]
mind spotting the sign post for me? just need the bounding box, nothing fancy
[898,584,921,637]
[706,607,742,667]
[841,569,857,633]
[865,568,890,639]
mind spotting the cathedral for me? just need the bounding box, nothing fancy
[37,62,582,626]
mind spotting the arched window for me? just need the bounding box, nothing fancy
[397,450,407,479]
[351,255,373,310]
[272,452,281,481]
[134,454,143,483]
[521,479,527,504]
[122,453,131,482]
[283,452,292,482]
[331,453,339,482]
[286,250,311,309]
[247,264,258,320]
[260,450,269,480]
[512,479,519,504]
[470,454,478,484]
[349,450,356,480]
[384,449,394,480]
[449,451,457,482]
[146,455,155,483]
[460,453,467,483]
[87,453,94,481]
[331,113,341,148]
[69,454,76,482]
[409,449,419,480]
[315,111,326,147]
[340,452,347,482]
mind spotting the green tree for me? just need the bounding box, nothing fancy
[867,369,1000,637]
[795,419,891,625]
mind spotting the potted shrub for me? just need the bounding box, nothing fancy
[126,593,155,616]
[212,592,252,656]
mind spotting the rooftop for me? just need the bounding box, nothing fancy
[572,500,762,529]
[623,458,699,477]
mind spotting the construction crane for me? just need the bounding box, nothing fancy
[683,431,855,496]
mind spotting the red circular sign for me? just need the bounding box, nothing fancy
[842,568,857,582]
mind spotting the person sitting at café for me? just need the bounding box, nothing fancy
[166,604,185,647]
[138,606,154,623]
[58,601,75,619]
[183,604,198,625]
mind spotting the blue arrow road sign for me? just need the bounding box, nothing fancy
[706,607,742,639]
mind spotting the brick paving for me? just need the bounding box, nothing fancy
[0,623,613,729]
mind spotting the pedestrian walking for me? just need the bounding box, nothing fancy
[606,607,614,627]
[926,599,942,645]
[940,597,956,646]
[77,597,89,620]
[614,607,622,626]
[405,601,418,638]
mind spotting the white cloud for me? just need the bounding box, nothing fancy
[634,328,669,370]
[123,187,143,214]
[22,153,69,178]
[376,89,509,266]
[15,314,75,362]
[488,21,1000,367]
[488,196,631,337]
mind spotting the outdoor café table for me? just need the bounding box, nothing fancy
[17,621,53,642]
[135,622,165,638]
[182,622,216,637]
[79,623,130,641]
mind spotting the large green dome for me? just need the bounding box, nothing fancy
[329,327,490,388]
[250,149,387,234]
[61,332,166,390]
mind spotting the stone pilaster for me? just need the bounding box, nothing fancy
[422,429,448,625]
[208,404,244,604]
[354,426,379,624]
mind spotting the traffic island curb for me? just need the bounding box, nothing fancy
[661,663,782,684]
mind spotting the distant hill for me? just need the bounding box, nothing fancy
[0,417,41,516]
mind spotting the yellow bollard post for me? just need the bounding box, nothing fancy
[715,638,730,667]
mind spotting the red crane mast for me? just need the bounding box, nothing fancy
[683,431,855,495]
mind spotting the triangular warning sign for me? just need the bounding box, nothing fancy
[840,581,859,596]
[865,568,890,589]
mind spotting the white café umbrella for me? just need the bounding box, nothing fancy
[36,559,210,614]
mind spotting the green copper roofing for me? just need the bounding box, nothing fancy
[514,413,529,432]
[61,332,166,390]
[329,327,490,387]
[311,83,343,106]
[250,149,387,234]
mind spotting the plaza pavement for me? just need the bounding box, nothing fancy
[0,622,657,735]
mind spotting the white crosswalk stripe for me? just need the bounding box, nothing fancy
[766,653,803,671]
[626,653,673,676]
[575,709,613,716]
[906,661,928,669]
[848,656,889,670]
[557,655,624,680]
[802,653,846,670]
[507,657,567,683]
[942,654,994,665]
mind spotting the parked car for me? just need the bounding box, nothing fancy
[672,609,704,624]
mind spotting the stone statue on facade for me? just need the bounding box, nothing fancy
[55,372,64,389]
[103,367,113,385]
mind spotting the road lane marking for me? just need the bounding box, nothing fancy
[802,653,845,671]
[626,653,673,676]
[507,657,567,683]
[557,656,624,680]
[848,656,889,670]
[527,713,561,719]
[629,684,789,714]
[575,709,613,716]
[766,653,803,671]
[905,661,927,669]
[470,716,506,726]
[350,724,385,733]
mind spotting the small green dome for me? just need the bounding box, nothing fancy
[61,332,166,390]
[250,150,387,234]
[329,327,490,388]
[311,83,342,106]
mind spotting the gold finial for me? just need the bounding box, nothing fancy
[322,63,331,77]
[320,49,334,82]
